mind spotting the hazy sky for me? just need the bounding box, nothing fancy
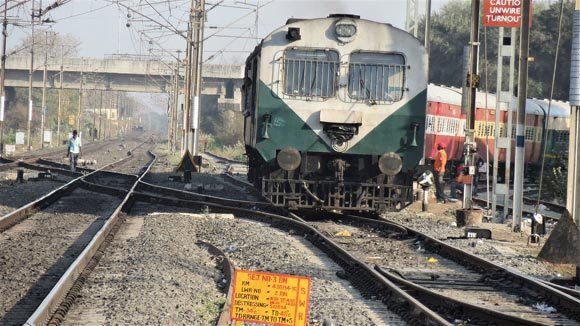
[6,0,449,63]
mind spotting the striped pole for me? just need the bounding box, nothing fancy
[567,0,580,226]
[512,0,531,232]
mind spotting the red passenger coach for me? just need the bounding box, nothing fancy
[425,85,464,161]
[425,84,570,165]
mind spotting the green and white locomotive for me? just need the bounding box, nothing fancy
[242,14,428,213]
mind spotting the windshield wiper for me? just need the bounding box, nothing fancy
[360,79,376,105]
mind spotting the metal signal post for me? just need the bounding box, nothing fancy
[463,0,481,209]
[512,0,531,232]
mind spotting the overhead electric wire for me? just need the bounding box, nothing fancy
[204,26,250,63]
[112,0,185,39]
[143,0,181,36]
[56,3,114,21]
[0,0,29,16]
[203,0,273,41]
[536,0,565,214]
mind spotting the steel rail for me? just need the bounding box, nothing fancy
[130,191,451,325]
[380,218,580,321]
[202,151,246,165]
[137,180,270,208]
[223,163,575,314]
[196,241,235,326]
[24,150,157,326]
[374,266,545,326]
[288,212,580,325]
[540,280,580,300]
[0,142,146,232]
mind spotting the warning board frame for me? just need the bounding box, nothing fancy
[230,269,311,326]
[483,0,531,28]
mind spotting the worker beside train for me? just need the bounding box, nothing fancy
[434,143,455,203]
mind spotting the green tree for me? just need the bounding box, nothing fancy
[420,0,573,100]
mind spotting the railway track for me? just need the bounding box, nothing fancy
[6,147,575,325]
[0,142,156,325]
[131,187,449,325]
[10,151,436,325]
[304,213,580,325]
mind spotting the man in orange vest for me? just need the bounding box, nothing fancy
[434,142,449,203]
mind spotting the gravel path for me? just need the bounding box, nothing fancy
[0,189,121,325]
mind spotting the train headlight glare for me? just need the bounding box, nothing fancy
[277,147,301,171]
[335,24,356,38]
[378,152,403,176]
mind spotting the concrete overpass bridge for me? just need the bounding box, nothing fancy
[4,56,245,110]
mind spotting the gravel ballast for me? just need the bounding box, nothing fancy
[0,189,120,324]
[63,203,406,325]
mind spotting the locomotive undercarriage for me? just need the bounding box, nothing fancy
[247,148,413,213]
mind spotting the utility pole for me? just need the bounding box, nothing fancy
[188,0,199,155]
[182,0,194,154]
[568,0,580,226]
[40,30,48,148]
[27,2,35,151]
[57,45,63,146]
[512,0,531,232]
[0,0,8,157]
[99,90,103,140]
[424,0,432,53]
[192,0,205,155]
[463,0,480,209]
[92,89,96,141]
[172,53,181,151]
[77,64,83,133]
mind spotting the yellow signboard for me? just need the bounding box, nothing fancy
[231,270,311,326]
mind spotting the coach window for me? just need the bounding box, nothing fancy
[348,52,405,103]
[283,49,339,98]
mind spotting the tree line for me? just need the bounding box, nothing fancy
[421,0,573,100]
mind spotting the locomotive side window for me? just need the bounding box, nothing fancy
[348,52,405,103]
[283,49,339,98]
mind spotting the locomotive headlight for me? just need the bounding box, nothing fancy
[277,147,302,171]
[335,23,356,37]
[334,19,357,43]
[378,152,403,176]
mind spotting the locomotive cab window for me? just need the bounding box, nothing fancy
[283,49,339,98]
[348,52,405,103]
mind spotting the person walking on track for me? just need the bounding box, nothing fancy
[67,130,82,172]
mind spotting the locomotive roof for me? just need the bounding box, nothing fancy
[428,84,570,118]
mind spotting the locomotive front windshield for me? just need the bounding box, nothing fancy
[348,52,405,103]
[283,49,339,98]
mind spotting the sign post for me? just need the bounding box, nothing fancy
[231,270,311,326]
[483,0,530,227]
